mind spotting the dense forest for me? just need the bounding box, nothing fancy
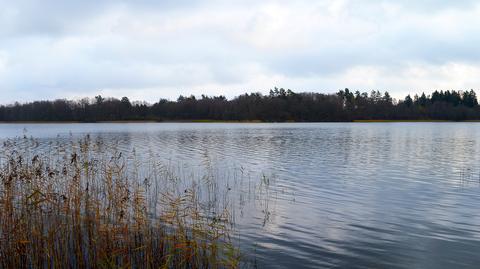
[1,88,479,122]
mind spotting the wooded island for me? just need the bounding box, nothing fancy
[1,88,479,122]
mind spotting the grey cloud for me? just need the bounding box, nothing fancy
[0,0,479,102]
[0,0,205,38]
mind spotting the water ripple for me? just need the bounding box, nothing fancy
[1,122,480,268]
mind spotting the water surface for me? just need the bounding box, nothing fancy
[1,122,480,268]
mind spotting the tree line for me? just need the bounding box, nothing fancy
[1,88,479,122]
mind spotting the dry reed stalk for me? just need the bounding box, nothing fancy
[0,136,240,268]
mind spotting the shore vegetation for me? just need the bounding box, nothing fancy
[0,135,240,268]
[1,89,480,122]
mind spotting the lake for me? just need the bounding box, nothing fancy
[1,122,480,268]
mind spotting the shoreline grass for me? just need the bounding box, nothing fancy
[352,119,453,123]
[0,120,263,124]
[1,119,480,124]
[0,135,240,268]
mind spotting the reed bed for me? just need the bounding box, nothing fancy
[0,135,240,268]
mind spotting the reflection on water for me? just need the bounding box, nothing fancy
[1,122,480,268]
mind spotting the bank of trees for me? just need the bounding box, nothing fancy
[1,88,479,122]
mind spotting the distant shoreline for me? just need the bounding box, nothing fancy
[354,120,480,122]
[0,119,264,124]
[0,119,479,124]
[2,89,480,122]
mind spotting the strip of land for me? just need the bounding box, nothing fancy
[1,88,479,122]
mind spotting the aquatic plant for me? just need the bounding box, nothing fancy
[0,135,240,268]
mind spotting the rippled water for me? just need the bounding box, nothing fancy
[1,122,480,268]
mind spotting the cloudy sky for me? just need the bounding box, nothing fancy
[0,0,479,103]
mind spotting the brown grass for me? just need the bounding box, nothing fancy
[0,135,240,268]
[352,119,451,122]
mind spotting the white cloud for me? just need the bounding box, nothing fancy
[0,0,479,103]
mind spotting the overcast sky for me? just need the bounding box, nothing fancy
[0,0,479,103]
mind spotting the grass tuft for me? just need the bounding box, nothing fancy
[0,135,240,268]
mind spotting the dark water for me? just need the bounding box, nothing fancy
[1,122,480,268]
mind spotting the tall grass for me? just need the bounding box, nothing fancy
[0,135,240,268]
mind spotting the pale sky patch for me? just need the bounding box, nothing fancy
[0,0,479,103]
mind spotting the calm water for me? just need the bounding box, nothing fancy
[1,122,480,268]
